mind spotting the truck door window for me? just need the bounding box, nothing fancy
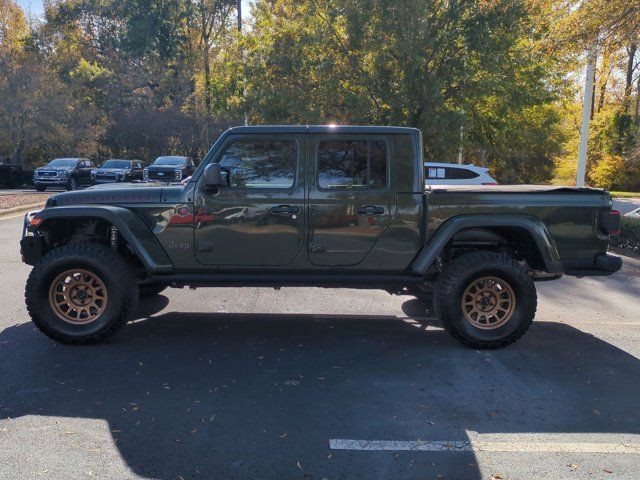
[317,140,387,190]
[219,140,297,189]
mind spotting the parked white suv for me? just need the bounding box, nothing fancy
[424,162,497,186]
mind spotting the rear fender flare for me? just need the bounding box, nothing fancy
[411,214,562,275]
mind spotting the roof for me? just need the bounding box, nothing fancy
[226,125,419,135]
[424,162,489,171]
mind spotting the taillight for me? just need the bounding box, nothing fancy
[600,209,621,235]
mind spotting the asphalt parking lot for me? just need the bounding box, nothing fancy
[1,214,639,480]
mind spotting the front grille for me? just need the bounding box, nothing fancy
[148,171,171,180]
[37,171,58,177]
[95,174,116,180]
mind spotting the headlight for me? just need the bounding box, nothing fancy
[58,171,67,177]
[91,169,97,175]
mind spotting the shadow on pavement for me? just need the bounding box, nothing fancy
[1,295,639,479]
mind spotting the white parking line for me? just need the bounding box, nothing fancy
[329,438,640,454]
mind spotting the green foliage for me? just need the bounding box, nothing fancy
[0,0,626,186]
[610,216,640,256]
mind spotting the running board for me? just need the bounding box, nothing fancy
[145,273,424,289]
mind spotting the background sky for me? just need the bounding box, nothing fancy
[16,0,252,18]
[16,0,43,16]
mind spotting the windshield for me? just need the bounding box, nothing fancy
[153,156,186,166]
[101,160,131,169]
[47,159,78,167]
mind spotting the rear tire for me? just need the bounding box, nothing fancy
[434,251,536,349]
[25,243,138,344]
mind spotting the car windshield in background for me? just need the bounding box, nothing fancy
[47,159,78,167]
[154,157,186,166]
[101,160,131,169]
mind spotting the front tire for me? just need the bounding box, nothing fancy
[35,185,46,192]
[25,243,138,344]
[66,177,77,191]
[434,251,537,349]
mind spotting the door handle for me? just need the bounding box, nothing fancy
[357,206,385,215]
[270,205,300,216]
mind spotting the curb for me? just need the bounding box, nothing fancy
[0,202,46,219]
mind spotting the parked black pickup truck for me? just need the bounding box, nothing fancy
[20,126,621,349]
[91,159,145,184]
[33,158,95,191]
[144,156,195,182]
[0,158,23,187]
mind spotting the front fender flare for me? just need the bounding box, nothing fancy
[410,214,562,275]
[34,206,174,274]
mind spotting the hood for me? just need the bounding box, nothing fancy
[37,166,73,172]
[49,182,168,206]
[148,165,181,170]
[95,168,130,173]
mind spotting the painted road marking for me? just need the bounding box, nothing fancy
[329,439,640,454]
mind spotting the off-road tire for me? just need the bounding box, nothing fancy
[139,283,168,298]
[434,251,537,349]
[35,185,46,192]
[25,243,138,344]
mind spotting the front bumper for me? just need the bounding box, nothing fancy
[93,176,124,184]
[563,253,623,277]
[33,177,68,185]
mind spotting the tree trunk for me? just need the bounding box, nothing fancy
[203,43,211,115]
[635,72,640,124]
[597,50,612,113]
[623,43,637,113]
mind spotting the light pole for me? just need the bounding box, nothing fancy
[576,45,597,187]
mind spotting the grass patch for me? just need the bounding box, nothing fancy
[610,191,640,198]
[610,216,640,257]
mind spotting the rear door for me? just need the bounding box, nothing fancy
[78,160,93,185]
[194,133,306,266]
[307,134,396,266]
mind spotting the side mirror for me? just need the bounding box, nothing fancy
[203,163,229,189]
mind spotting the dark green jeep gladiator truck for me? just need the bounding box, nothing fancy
[20,126,622,349]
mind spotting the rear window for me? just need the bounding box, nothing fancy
[317,140,387,190]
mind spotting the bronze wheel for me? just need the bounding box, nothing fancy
[48,269,108,324]
[461,276,515,330]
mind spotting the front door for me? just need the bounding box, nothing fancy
[307,134,396,266]
[194,134,305,266]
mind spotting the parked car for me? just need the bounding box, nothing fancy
[144,156,195,182]
[91,159,145,184]
[21,125,621,350]
[0,158,23,188]
[424,162,497,186]
[33,158,95,191]
[624,207,640,219]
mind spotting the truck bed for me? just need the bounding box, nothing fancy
[427,184,607,195]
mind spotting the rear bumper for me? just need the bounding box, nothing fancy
[563,254,622,277]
